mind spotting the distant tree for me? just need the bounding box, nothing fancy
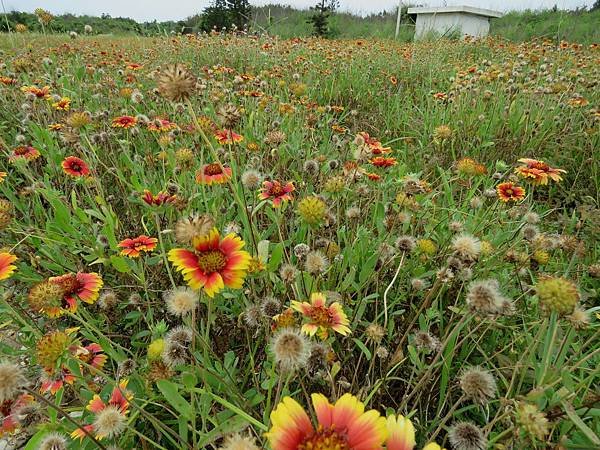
[201,0,230,32]
[226,0,251,30]
[307,0,338,37]
[592,0,600,11]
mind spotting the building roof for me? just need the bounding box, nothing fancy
[407,6,503,18]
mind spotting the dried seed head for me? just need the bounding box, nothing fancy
[459,367,496,404]
[448,422,487,450]
[270,328,310,373]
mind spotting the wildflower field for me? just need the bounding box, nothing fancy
[0,32,599,450]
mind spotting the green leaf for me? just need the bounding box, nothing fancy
[561,401,600,446]
[156,380,193,421]
[110,255,132,273]
[353,338,372,361]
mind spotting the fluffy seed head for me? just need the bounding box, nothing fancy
[270,328,310,372]
[413,331,440,353]
[98,290,119,310]
[567,307,590,330]
[164,287,198,316]
[0,361,26,402]
[243,304,262,328]
[218,433,260,450]
[279,263,298,283]
[448,422,487,450]
[93,405,127,439]
[293,243,310,259]
[304,251,329,274]
[466,279,506,316]
[174,213,215,245]
[241,170,262,189]
[39,433,68,450]
[395,235,416,252]
[157,64,196,102]
[452,233,481,262]
[459,367,497,404]
[260,296,281,318]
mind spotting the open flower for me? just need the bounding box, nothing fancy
[0,252,17,281]
[292,292,350,338]
[118,235,158,257]
[0,394,34,435]
[196,163,232,185]
[52,97,71,110]
[40,368,75,395]
[148,118,178,132]
[74,343,107,371]
[21,85,51,98]
[386,414,416,450]
[266,393,387,450]
[111,115,137,128]
[259,180,295,207]
[370,156,397,168]
[214,129,243,145]
[515,158,566,185]
[9,146,40,163]
[50,272,103,312]
[71,380,132,441]
[168,228,251,297]
[62,156,90,177]
[496,182,525,202]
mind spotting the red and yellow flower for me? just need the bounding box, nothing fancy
[515,158,566,185]
[62,156,90,177]
[148,118,178,132]
[111,115,137,129]
[71,380,132,441]
[266,393,387,450]
[0,172,6,182]
[40,368,75,395]
[496,182,526,202]
[196,163,232,185]
[214,129,243,145]
[52,97,71,110]
[168,228,251,297]
[370,156,397,168]
[386,414,416,450]
[0,394,34,436]
[50,272,103,312]
[259,180,295,207]
[292,292,350,338]
[118,235,158,257]
[74,343,108,372]
[21,85,51,99]
[142,189,177,206]
[0,252,17,281]
[9,145,40,163]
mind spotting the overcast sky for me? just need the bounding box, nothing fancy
[4,0,592,22]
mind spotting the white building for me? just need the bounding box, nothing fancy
[407,6,502,40]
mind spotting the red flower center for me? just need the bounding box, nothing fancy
[298,426,350,450]
[15,147,29,155]
[204,164,224,176]
[70,162,82,172]
[197,250,227,273]
[308,306,332,327]
[269,183,284,197]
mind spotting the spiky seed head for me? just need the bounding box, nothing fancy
[164,287,198,317]
[535,276,579,315]
[270,328,310,373]
[93,405,127,439]
[0,361,27,402]
[39,432,68,450]
[448,422,487,450]
[459,367,497,404]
